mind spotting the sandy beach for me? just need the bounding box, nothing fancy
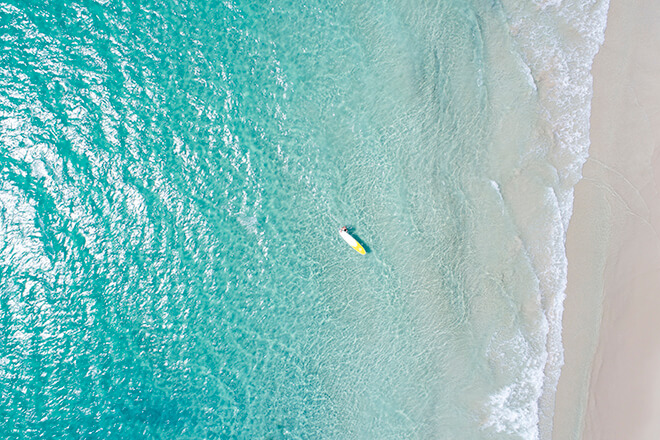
[553,0,660,438]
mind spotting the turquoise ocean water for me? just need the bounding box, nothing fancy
[1,0,608,438]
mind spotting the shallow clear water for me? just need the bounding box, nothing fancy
[1,0,607,438]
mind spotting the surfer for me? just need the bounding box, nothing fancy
[338,226,366,255]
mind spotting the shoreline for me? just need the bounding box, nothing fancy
[553,0,660,438]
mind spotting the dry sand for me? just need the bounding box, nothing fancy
[553,0,660,439]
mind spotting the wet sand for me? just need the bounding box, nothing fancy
[553,0,660,438]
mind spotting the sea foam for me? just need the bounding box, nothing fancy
[482,0,610,438]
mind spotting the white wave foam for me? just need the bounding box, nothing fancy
[483,327,547,440]
[487,0,610,438]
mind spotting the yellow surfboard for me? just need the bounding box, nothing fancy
[339,227,366,255]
